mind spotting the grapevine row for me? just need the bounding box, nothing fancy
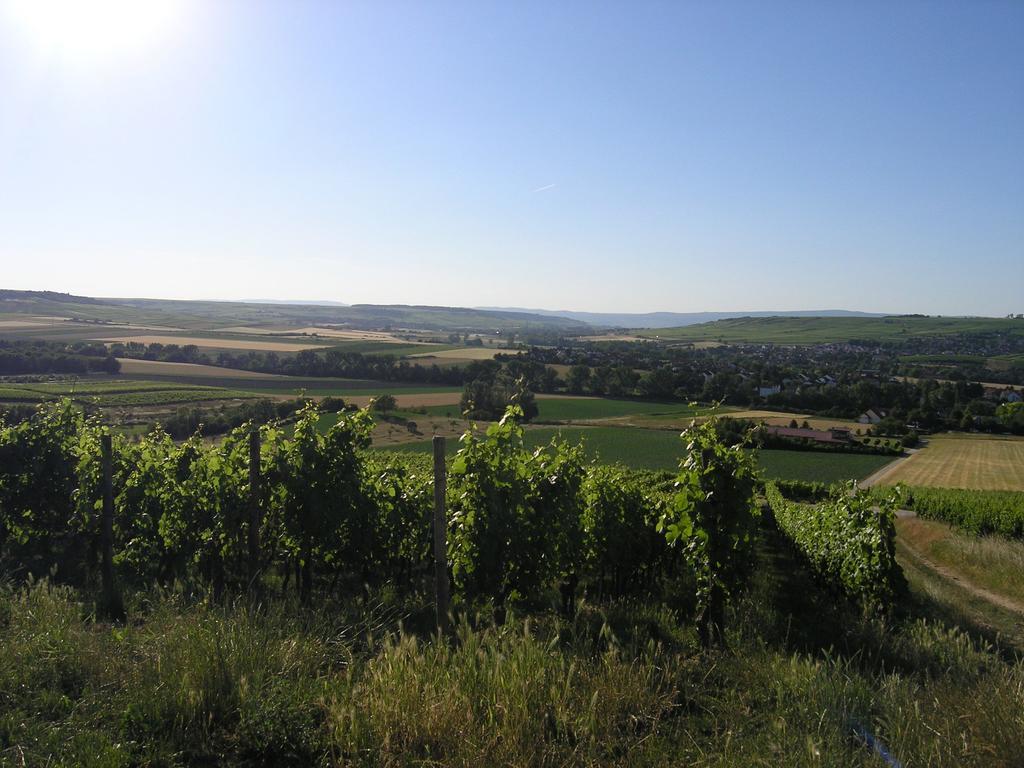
[872,485,1024,539]
[764,481,901,611]
[1,400,763,644]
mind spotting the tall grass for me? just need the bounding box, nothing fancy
[1,577,1022,767]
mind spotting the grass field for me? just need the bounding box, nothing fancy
[991,353,1024,369]
[755,449,895,484]
[879,434,1024,491]
[380,425,897,481]
[0,380,259,407]
[5,565,1024,767]
[896,516,1024,608]
[639,316,1024,344]
[535,398,704,421]
[115,361,465,398]
[423,397,706,421]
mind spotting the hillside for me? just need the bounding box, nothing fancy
[0,291,587,334]
[639,315,1024,344]
[480,307,884,328]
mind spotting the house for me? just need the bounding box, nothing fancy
[758,385,781,398]
[858,409,886,425]
[764,426,852,445]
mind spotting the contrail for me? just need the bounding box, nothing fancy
[531,183,556,193]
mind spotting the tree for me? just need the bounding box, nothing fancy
[460,375,537,422]
[370,393,397,414]
[566,365,591,395]
[639,366,675,398]
[997,401,1024,434]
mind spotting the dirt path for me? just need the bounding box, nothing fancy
[895,510,1024,617]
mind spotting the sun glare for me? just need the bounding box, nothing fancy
[5,0,187,64]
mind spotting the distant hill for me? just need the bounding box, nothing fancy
[477,307,884,329]
[0,290,587,333]
[0,289,103,305]
[242,299,350,307]
[638,315,1024,344]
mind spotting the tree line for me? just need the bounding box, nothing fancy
[0,340,120,376]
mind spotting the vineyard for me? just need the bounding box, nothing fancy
[2,400,1023,766]
[0,400,771,637]
[876,485,1024,539]
[764,482,902,610]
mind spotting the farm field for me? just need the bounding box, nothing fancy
[214,326,425,342]
[605,408,865,434]
[640,315,1024,344]
[408,346,516,360]
[343,391,463,408]
[96,334,332,351]
[756,449,895,484]
[116,358,289,379]
[380,424,897,481]
[423,396,706,422]
[343,411,471,446]
[878,434,1024,491]
[0,380,258,407]
[115,360,464,396]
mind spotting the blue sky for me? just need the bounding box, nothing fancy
[1,0,1021,315]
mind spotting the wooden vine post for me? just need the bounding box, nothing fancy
[99,434,124,620]
[432,435,451,634]
[248,428,262,589]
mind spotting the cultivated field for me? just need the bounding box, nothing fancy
[879,434,1024,491]
[382,425,897,482]
[0,380,258,407]
[408,347,516,360]
[96,334,329,351]
[116,358,288,378]
[616,409,865,433]
[342,392,463,409]
[423,396,705,422]
[215,326,424,342]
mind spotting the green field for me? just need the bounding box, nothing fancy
[899,354,988,366]
[991,353,1024,369]
[640,316,1024,344]
[381,425,897,482]
[102,373,462,398]
[423,397,706,421]
[755,449,895,484]
[0,380,258,407]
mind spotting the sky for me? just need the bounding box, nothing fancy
[0,0,1021,316]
